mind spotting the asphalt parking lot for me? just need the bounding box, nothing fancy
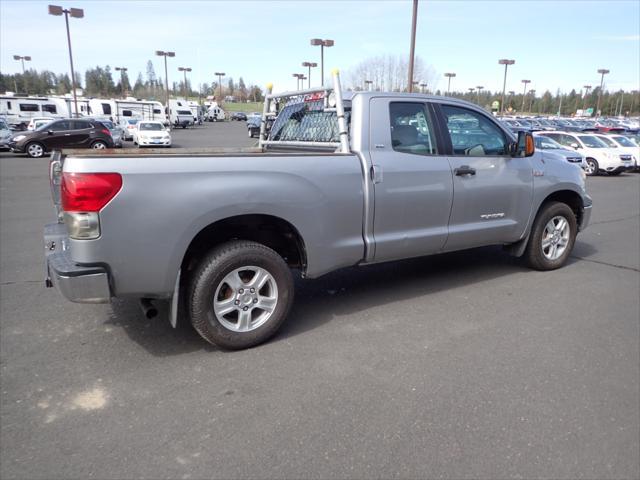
[1,121,638,479]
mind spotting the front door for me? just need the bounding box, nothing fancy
[369,98,454,262]
[42,120,72,150]
[437,104,533,251]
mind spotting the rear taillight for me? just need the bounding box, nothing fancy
[62,173,122,212]
[61,173,122,239]
[101,128,111,136]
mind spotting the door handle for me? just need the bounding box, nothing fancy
[454,165,476,176]
[64,134,71,136]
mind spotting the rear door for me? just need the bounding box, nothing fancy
[436,104,533,250]
[42,120,72,149]
[369,98,453,262]
[70,120,94,147]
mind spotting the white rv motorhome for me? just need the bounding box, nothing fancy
[168,99,194,128]
[0,95,68,129]
[87,98,165,123]
[204,101,226,122]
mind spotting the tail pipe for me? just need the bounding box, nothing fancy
[139,298,158,319]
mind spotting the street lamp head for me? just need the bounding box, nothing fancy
[310,38,322,46]
[13,55,20,60]
[476,86,483,89]
[597,69,610,75]
[48,5,63,15]
[214,72,225,76]
[115,66,127,72]
[444,72,456,78]
[499,59,515,65]
[508,90,515,95]
[522,79,530,83]
[24,56,31,61]
[323,39,334,47]
[583,85,592,89]
[302,61,318,67]
[69,7,83,18]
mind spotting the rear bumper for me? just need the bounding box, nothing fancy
[44,223,111,304]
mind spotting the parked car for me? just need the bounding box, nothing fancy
[230,112,247,121]
[602,134,640,170]
[9,119,114,158]
[27,117,56,131]
[99,120,124,148]
[533,134,586,169]
[539,131,632,175]
[247,116,260,138]
[119,118,140,140]
[44,83,592,350]
[0,118,12,150]
[133,121,171,147]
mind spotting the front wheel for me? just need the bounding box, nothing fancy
[25,142,45,158]
[189,241,294,349]
[524,201,577,271]
[585,158,599,176]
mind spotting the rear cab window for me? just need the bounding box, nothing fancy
[389,102,438,155]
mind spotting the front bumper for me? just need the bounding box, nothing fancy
[44,223,111,303]
[138,138,171,146]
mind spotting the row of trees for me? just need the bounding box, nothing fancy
[0,61,264,103]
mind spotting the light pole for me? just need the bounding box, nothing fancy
[48,5,83,117]
[582,84,592,111]
[419,82,427,94]
[115,66,127,98]
[302,61,317,88]
[476,86,483,104]
[596,68,609,115]
[310,38,334,86]
[498,58,515,114]
[521,79,530,112]
[156,51,175,124]
[507,90,515,111]
[214,71,225,102]
[444,72,456,95]
[528,89,536,113]
[13,55,31,93]
[468,87,475,100]
[13,55,31,74]
[292,73,304,90]
[178,66,192,98]
[364,80,373,91]
[407,0,419,92]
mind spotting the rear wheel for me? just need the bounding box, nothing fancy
[585,158,599,176]
[25,142,45,158]
[524,201,577,271]
[189,241,294,349]
[91,141,107,149]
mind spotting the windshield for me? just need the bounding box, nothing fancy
[596,136,617,147]
[535,136,562,149]
[613,136,636,147]
[579,135,607,148]
[139,123,163,131]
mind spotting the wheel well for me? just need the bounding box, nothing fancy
[181,214,307,274]
[541,190,584,226]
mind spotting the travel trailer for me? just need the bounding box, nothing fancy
[168,99,194,127]
[0,95,67,129]
[87,98,165,123]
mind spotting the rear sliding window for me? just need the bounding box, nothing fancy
[269,99,350,143]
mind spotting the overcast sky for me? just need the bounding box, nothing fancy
[1,0,638,95]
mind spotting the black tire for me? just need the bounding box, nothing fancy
[25,142,46,158]
[189,240,294,349]
[585,158,599,176]
[91,140,107,149]
[524,201,577,271]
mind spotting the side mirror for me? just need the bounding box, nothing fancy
[570,143,580,149]
[514,131,535,157]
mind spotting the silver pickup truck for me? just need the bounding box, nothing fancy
[44,71,592,349]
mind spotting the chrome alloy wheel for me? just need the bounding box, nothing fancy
[27,143,44,157]
[585,159,596,175]
[542,215,570,260]
[92,142,107,149]
[213,266,278,332]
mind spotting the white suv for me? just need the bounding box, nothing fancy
[541,131,632,176]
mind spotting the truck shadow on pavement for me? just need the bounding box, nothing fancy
[105,244,591,356]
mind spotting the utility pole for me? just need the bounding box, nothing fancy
[407,0,418,92]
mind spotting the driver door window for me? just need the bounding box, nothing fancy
[49,121,71,131]
[442,105,508,156]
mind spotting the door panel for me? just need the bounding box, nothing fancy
[42,120,71,149]
[369,98,453,262]
[439,104,533,250]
